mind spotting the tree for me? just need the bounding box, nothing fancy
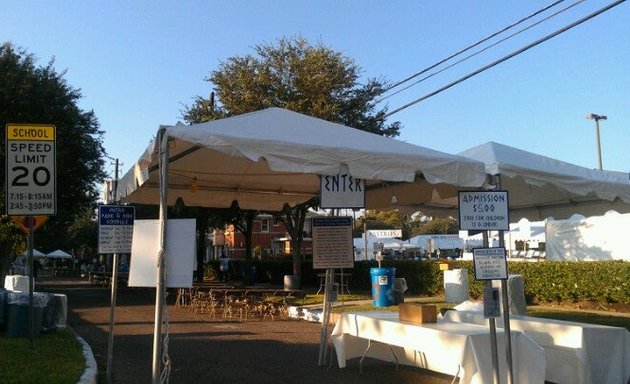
[0,43,107,278]
[183,37,402,286]
[66,208,99,261]
[273,197,318,280]
[206,201,258,284]
[372,210,412,239]
[0,216,26,282]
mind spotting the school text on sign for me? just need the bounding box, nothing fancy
[6,124,56,215]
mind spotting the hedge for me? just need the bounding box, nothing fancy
[451,260,630,304]
[205,259,630,304]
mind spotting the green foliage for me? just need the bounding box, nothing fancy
[527,307,630,331]
[183,36,401,137]
[355,210,413,239]
[215,259,630,306]
[66,208,98,261]
[186,37,402,285]
[0,329,85,383]
[450,260,630,304]
[0,42,106,274]
[346,260,442,295]
[0,216,26,282]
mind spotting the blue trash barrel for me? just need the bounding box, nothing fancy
[370,267,396,307]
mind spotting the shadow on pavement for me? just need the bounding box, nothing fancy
[38,276,453,384]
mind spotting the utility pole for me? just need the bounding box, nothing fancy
[586,113,607,170]
[112,158,119,203]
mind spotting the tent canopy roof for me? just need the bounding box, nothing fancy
[458,142,630,220]
[117,108,486,211]
[20,249,46,258]
[46,249,73,259]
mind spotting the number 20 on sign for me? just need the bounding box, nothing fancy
[5,124,56,216]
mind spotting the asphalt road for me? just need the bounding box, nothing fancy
[38,277,454,384]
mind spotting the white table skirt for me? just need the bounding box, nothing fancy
[4,275,32,292]
[331,311,545,384]
[442,310,630,384]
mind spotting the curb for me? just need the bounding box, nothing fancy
[69,327,98,384]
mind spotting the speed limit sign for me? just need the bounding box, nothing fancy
[5,124,56,215]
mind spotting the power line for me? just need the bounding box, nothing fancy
[381,0,566,96]
[381,0,626,120]
[379,0,586,103]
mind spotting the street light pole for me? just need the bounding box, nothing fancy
[586,113,607,170]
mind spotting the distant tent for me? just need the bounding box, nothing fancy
[546,211,630,261]
[20,249,46,258]
[46,249,73,259]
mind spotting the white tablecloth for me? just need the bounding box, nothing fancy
[442,310,630,384]
[4,275,32,292]
[331,311,545,384]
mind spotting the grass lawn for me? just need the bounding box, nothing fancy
[0,329,84,384]
[526,306,630,331]
[293,293,630,331]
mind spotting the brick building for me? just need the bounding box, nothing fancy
[222,214,313,259]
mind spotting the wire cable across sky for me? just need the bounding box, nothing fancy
[379,0,586,103]
[380,0,568,99]
[382,0,626,120]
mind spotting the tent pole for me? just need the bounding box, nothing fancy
[496,175,514,384]
[152,128,169,383]
[483,231,500,384]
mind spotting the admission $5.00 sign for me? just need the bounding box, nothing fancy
[458,190,509,231]
[5,124,56,216]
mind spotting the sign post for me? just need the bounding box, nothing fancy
[5,124,56,349]
[6,124,56,216]
[98,205,135,384]
[312,216,354,367]
[459,190,512,384]
[458,190,508,231]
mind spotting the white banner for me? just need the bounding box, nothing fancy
[368,229,402,239]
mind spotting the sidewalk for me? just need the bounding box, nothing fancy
[37,277,453,384]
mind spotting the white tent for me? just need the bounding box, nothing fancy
[46,249,73,259]
[546,211,630,261]
[20,249,46,258]
[116,107,487,380]
[353,237,416,260]
[410,234,465,252]
[117,108,486,212]
[458,142,630,221]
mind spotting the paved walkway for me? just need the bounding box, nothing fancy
[37,277,454,384]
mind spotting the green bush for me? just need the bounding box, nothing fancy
[450,260,630,304]
[206,258,630,304]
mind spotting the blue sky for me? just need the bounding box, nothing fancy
[4,1,629,188]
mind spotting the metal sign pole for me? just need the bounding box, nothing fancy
[483,231,500,384]
[318,268,333,366]
[107,252,119,384]
[27,216,35,349]
[106,158,121,384]
[498,231,514,384]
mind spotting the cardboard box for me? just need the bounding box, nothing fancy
[399,303,437,324]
